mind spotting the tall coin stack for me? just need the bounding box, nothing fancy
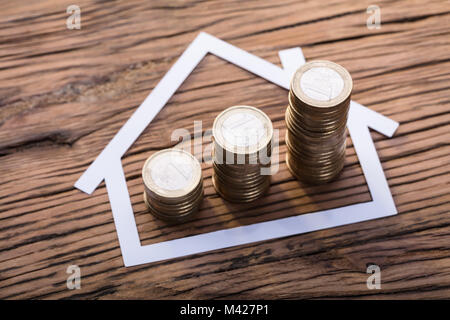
[285,60,352,184]
[142,148,203,222]
[212,106,273,203]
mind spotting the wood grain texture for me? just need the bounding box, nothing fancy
[0,0,449,299]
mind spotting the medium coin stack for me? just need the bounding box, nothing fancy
[142,148,203,222]
[212,105,273,203]
[285,60,352,184]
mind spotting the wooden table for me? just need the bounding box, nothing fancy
[1,0,449,299]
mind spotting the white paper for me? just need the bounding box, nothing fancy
[74,32,398,267]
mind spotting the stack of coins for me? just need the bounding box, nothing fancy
[142,148,203,222]
[285,60,352,184]
[212,105,273,203]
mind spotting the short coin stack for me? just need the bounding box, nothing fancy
[212,105,273,202]
[285,60,352,184]
[142,148,203,222]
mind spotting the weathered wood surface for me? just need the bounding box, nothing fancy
[0,0,449,299]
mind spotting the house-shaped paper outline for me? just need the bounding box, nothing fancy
[75,32,399,267]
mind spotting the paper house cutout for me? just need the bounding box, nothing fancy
[74,32,399,267]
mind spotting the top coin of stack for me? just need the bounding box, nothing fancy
[285,60,352,184]
[212,105,273,203]
[142,148,203,222]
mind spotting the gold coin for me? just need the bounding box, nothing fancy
[291,60,352,110]
[142,148,202,200]
[143,192,202,223]
[213,105,273,157]
[285,60,352,184]
[142,148,203,222]
[212,105,273,203]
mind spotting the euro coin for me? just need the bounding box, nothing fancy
[142,148,203,222]
[285,60,352,184]
[212,105,273,202]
